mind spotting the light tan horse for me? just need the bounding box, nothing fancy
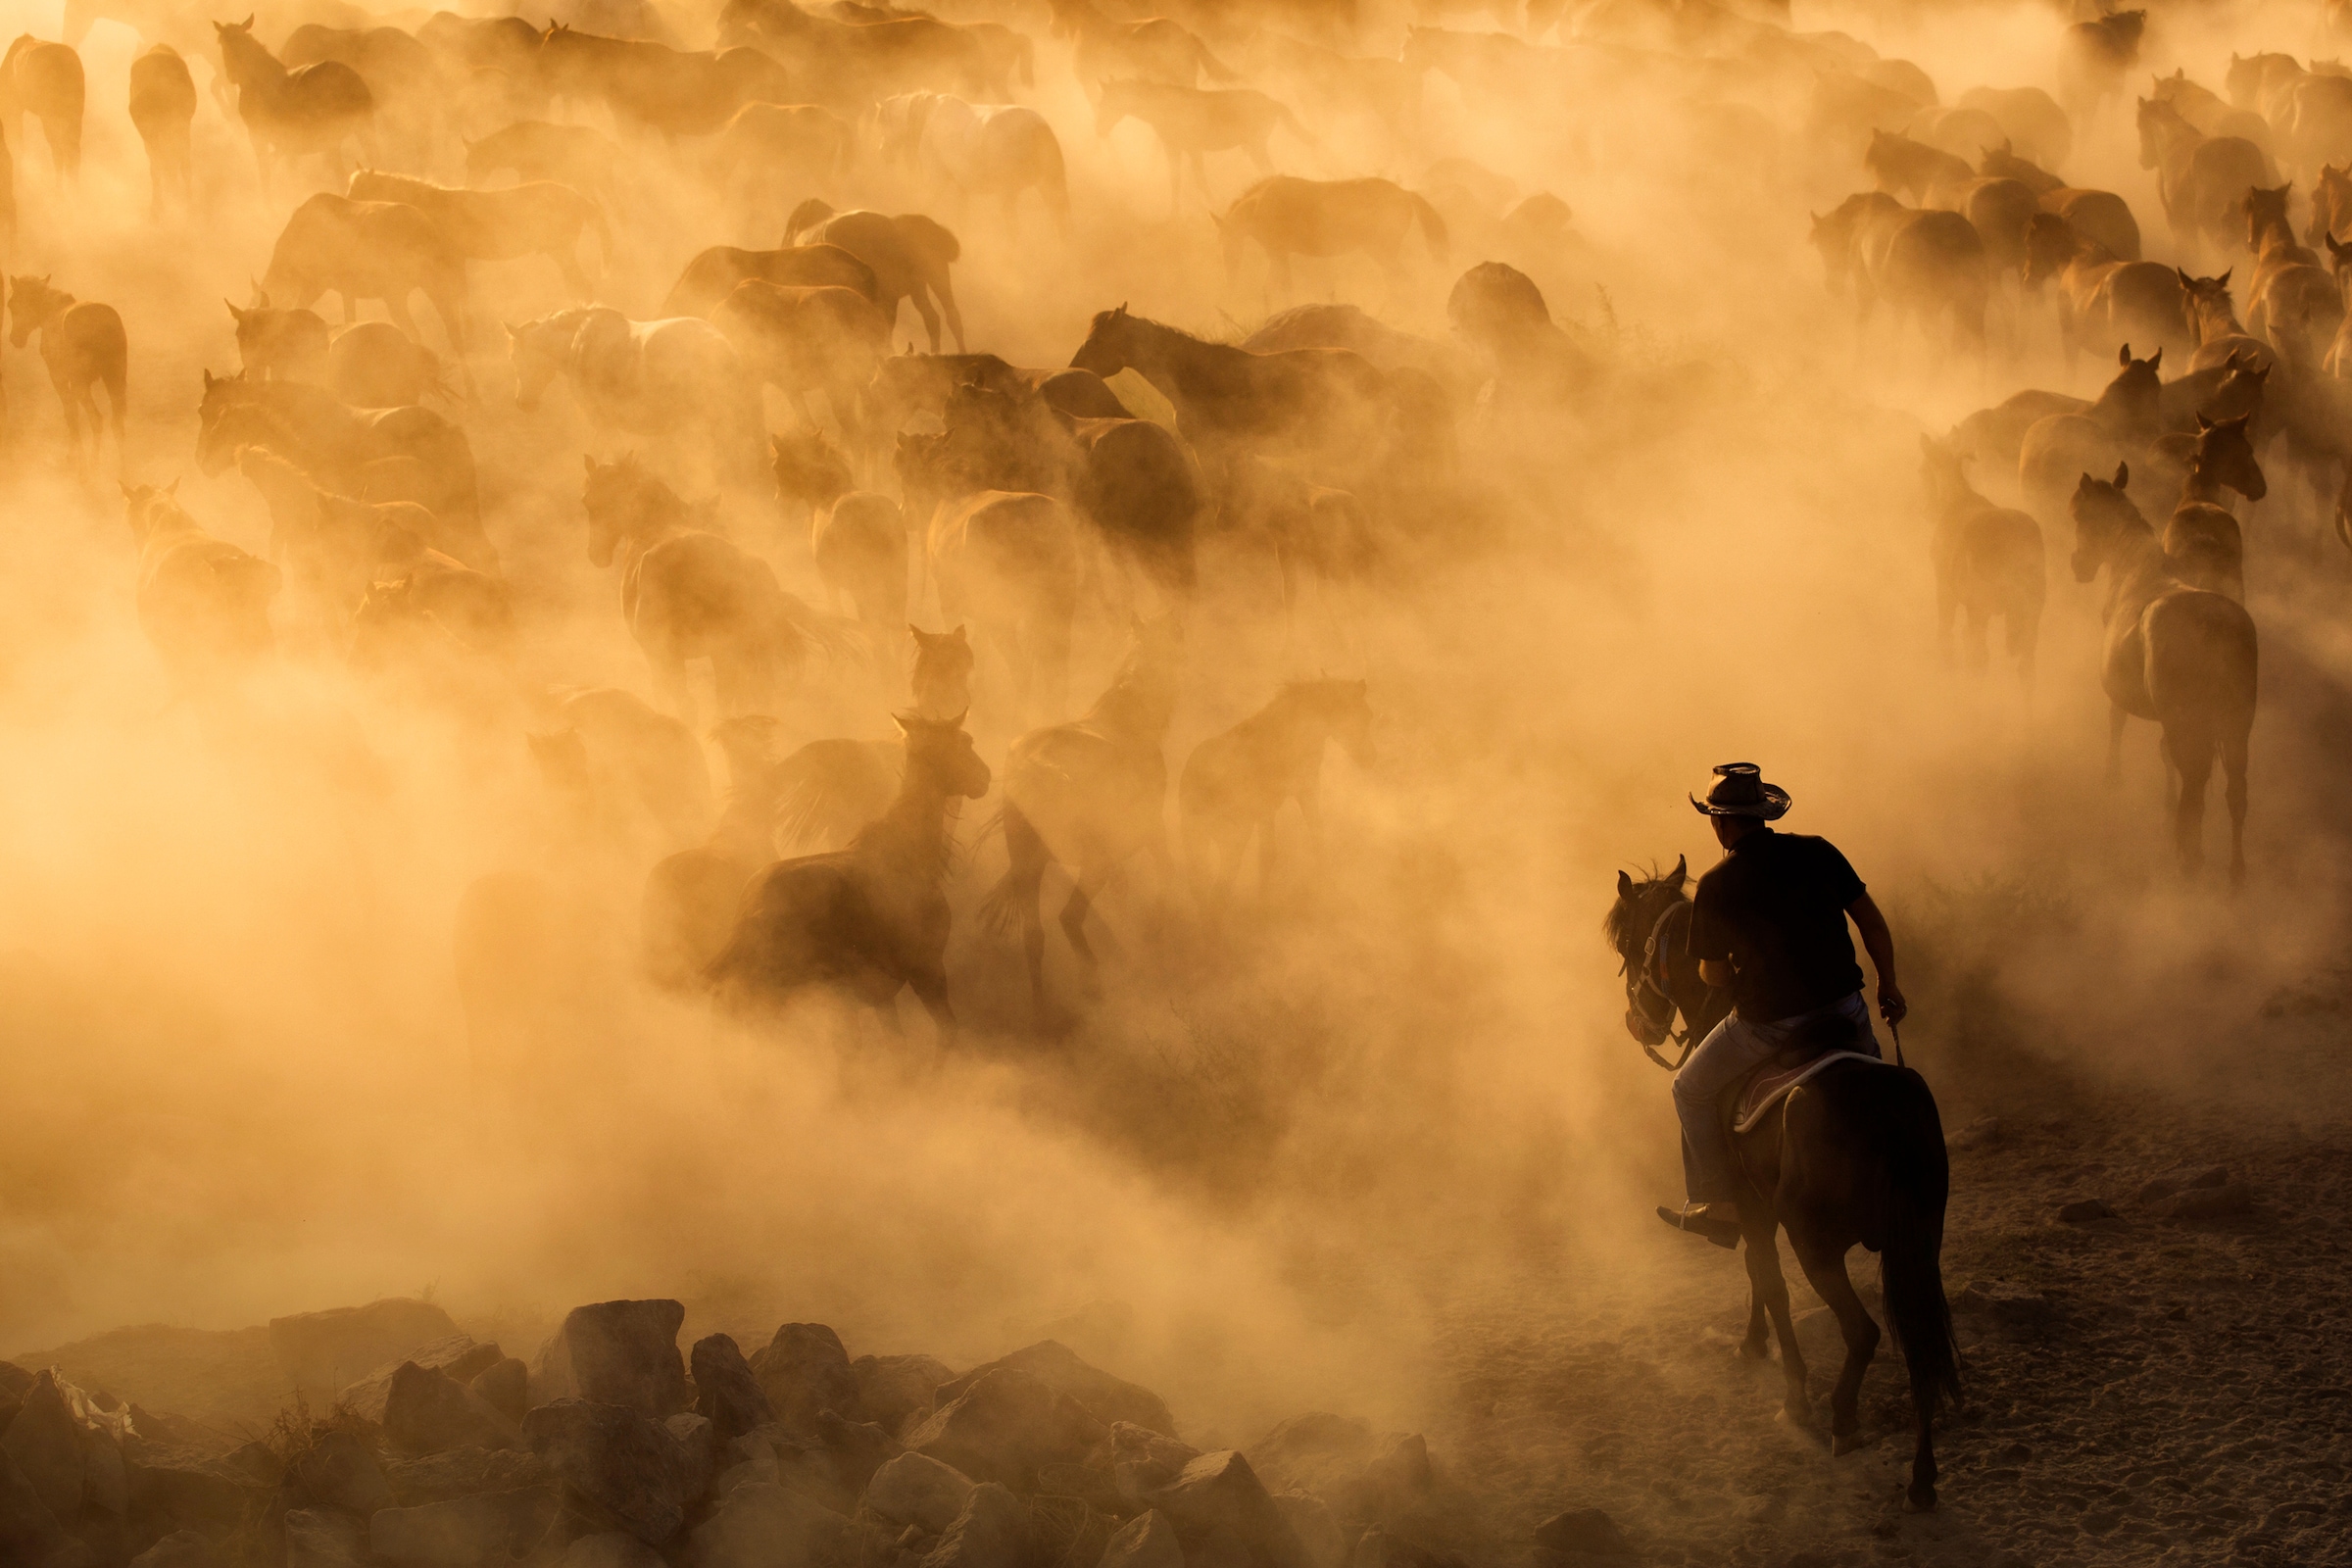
[926,488,1078,722]
[1095,77,1311,215]
[1216,175,1447,295]
[1918,436,2045,684]
[786,200,964,351]
[349,169,610,300]
[121,482,279,682]
[127,44,194,214]
[1,36,83,179]
[9,274,124,472]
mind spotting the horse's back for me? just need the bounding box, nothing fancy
[2142,587,2258,723]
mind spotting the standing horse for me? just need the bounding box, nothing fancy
[10,275,124,473]
[1094,78,1310,215]
[1178,679,1373,905]
[786,201,964,353]
[1919,437,2044,682]
[2021,214,2191,371]
[214,17,377,191]
[348,170,610,301]
[878,93,1068,235]
[262,193,470,378]
[707,712,991,1040]
[2,36,83,180]
[985,615,1182,1026]
[127,44,195,214]
[1044,0,1236,94]
[2070,466,2258,880]
[2137,96,2274,258]
[2157,413,2266,599]
[1215,176,1448,298]
[509,307,764,490]
[1602,864,1959,1511]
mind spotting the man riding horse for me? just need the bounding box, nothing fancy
[1658,762,1908,1247]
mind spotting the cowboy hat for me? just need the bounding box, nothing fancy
[1690,761,1790,819]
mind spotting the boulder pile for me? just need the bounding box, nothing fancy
[1,1298,1465,1568]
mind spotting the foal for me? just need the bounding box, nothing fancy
[9,273,124,472]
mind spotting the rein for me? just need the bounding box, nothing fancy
[1626,898,1698,1072]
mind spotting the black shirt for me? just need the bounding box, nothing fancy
[1688,827,1867,1023]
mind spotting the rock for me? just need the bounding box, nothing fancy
[813,1409,900,1495]
[1028,1493,1113,1568]
[341,1337,506,1425]
[558,1533,664,1568]
[851,1353,955,1438]
[750,1325,861,1438]
[1533,1508,1631,1557]
[126,1529,220,1568]
[0,1446,72,1567]
[906,1369,1108,1493]
[666,1412,715,1501]
[2153,1182,2253,1220]
[522,1399,691,1545]
[83,1421,130,1518]
[1100,1508,1184,1568]
[3,1370,86,1519]
[1036,1461,1123,1514]
[1249,1415,1429,1523]
[381,1446,551,1506]
[1143,1451,1306,1568]
[368,1486,559,1565]
[467,1359,529,1427]
[1945,1117,2003,1151]
[2056,1198,2118,1223]
[535,1302,691,1420]
[1350,1532,1458,1568]
[123,1452,255,1537]
[1949,1281,2057,1328]
[385,1362,521,1455]
[2134,1165,2229,1204]
[687,1481,853,1568]
[1111,1423,1202,1498]
[918,1482,1032,1568]
[286,1507,370,1568]
[690,1337,774,1446]
[1274,1493,1347,1568]
[863,1452,978,1535]
[285,1431,394,1516]
[936,1343,1178,1440]
[269,1300,463,1403]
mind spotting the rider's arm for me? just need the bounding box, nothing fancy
[1847,892,1908,1025]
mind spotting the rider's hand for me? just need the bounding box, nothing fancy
[1879,983,1909,1027]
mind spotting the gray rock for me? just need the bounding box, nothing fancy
[1248,1415,1430,1523]
[269,1300,462,1404]
[1949,1281,2057,1328]
[1143,1451,1307,1568]
[1532,1508,1631,1557]
[522,1399,691,1545]
[935,1344,1177,1440]
[814,1409,900,1495]
[2153,1182,2254,1220]
[690,1337,774,1446]
[467,1359,529,1427]
[1349,1532,1457,1567]
[1110,1423,1201,1499]
[122,1453,253,1537]
[3,1370,85,1520]
[2056,1198,2118,1223]
[851,1354,955,1439]
[906,1369,1107,1493]
[918,1482,1031,1568]
[1099,1508,1184,1568]
[384,1362,521,1456]
[2134,1165,2228,1204]
[286,1507,370,1568]
[285,1431,394,1516]
[1273,1492,1347,1568]
[381,1446,550,1507]
[558,1532,664,1568]
[0,1446,71,1566]
[750,1325,860,1438]
[126,1528,220,1568]
[687,1480,853,1568]
[83,1421,129,1518]
[341,1337,506,1425]
[862,1452,977,1535]
[666,1412,716,1501]
[368,1486,559,1565]
[534,1302,690,1419]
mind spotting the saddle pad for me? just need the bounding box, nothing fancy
[1733,1051,1886,1134]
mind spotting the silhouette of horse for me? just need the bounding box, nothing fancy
[262,194,470,378]
[228,294,328,382]
[1865,129,1970,204]
[642,714,787,992]
[774,426,908,633]
[330,320,450,408]
[1602,864,1959,1510]
[1095,77,1310,214]
[1919,436,2045,681]
[660,239,877,319]
[712,279,890,441]
[1225,456,1375,633]
[121,481,280,683]
[2156,413,2266,599]
[2173,268,2273,374]
[9,275,124,473]
[2021,215,2190,370]
[985,614,1183,1026]
[1216,176,1447,296]
[537,23,793,138]
[214,17,376,191]
[1044,0,1236,93]
[232,442,448,613]
[2018,344,2163,525]
[1179,679,1372,904]
[1,36,83,180]
[349,170,610,301]
[2061,9,2144,117]
[717,0,1001,107]
[2137,96,2274,256]
[2071,466,2258,881]
[2238,183,2341,361]
[878,92,1068,234]
[127,44,194,214]
[509,307,764,490]
[926,488,1079,721]
[465,119,620,195]
[786,201,964,352]
[708,711,991,1039]
[282,21,440,167]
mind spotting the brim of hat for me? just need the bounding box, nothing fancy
[1690,787,1791,819]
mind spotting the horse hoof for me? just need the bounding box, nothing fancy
[1833,1431,1866,1456]
[1905,1484,1938,1513]
[1738,1339,1771,1362]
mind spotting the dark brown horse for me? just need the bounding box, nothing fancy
[128,44,195,214]
[1604,864,1960,1511]
[1919,437,2045,682]
[214,17,376,190]
[707,712,991,1039]
[659,240,877,319]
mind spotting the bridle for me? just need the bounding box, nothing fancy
[1620,894,1698,1072]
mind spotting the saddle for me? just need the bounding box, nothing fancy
[1724,1006,1885,1135]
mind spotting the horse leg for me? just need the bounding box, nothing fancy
[1741,1213,1812,1427]
[907,965,956,1047]
[1058,861,1114,991]
[1740,1290,1771,1360]
[2226,728,2250,887]
[2105,702,2127,785]
[906,289,944,355]
[933,276,966,354]
[1790,1239,1882,1455]
[2169,724,2217,878]
[555,242,593,302]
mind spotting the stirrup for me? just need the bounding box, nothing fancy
[1656,1202,1740,1249]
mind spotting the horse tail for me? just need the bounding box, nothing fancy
[771,738,897,851]
[1879,1070,1963,1428]
[1407,190,1449,264]
[981,798,1049,935]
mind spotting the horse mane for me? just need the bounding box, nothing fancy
[1601,862,1685,947]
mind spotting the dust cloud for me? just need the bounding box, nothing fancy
[3,0,2350,1544]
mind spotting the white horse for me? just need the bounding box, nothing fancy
[507,307,765,491]
[876,91,1068,234]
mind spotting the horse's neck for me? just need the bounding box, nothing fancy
[2180,458,2227,505]
[2193,297,2243,339]
[2255,220,2298,260]
[1087,675,1174,741]
[855,773,952,879]
[2106,527,2174,617]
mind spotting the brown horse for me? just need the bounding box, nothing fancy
[1602,865,1959,1511]
[1094,77,1310,215]
[985,614,1182,1026]
[2021,214,2190,370]
[349,169,610,300]
[2061,9,2144,117]
[2071,466,2258,880]
[642,714,788,992]
[1216,176,1447,296]
[1178,679,1373,905]
[1,36,83,179]
[1919,436,2045,682]
[2137,96,2274,256]
[262,193,470,374]
[127,44,194,214]
[2156,413,2266,599]
[281,22,440,166]
[1045,0,1235,93]
[228,294,329,381]
[214,17,376,190]
[2018,344,2163,525]
[926,489,1079,722]
[707,712,992,1039]
[9,274,124,473]
[508,308,763,491]
[122,482,280,682]
[712,279,890,438]
[1864,129,1970,204]
[2238,184,2341,361]
[786,201,964,353]
[660,240,877,319]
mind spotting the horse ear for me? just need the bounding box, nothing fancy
[2176,267,2193,288]
[119,481,135,499]
[2117,343,2131,365]
[202,368,215,388]
[241,13,253,27]
[2115,461,2130,488]
[582,454,596,473]
[224,298,244,322]
[2218,268,2231,286]
[892,711,913,734]
[1671,854,1688,887]
[2197,412,2212,430]
[2148,348,2162,370]
[1616,869,1634,898]
[165,477,179,495]
[950,623,967,643]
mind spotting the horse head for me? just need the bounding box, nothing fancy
[6,274,58,348]
[1605,858,1690,1047]
[909,624,974,721]
[1070,303,1132,376]
[2242,183,2293,249]
[896,710,990,801]
[581,452,661,567]
[771,428,852,512]
[505,316,569,412]
[2193,412,2266,502]
[2070,463,2142,583]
